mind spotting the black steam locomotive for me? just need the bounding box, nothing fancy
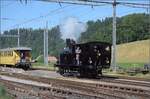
[55,39,111,77]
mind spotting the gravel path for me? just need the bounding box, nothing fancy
[24,70,62,78]
[0,75,52,87]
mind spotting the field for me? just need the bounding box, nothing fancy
[117,39,150,69]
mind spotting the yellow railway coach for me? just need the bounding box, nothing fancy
[0,47,32,70]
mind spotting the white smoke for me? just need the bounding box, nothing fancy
[60,17,87,40]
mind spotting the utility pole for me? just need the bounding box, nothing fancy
[17,27,20,47]
[148,0,150,64]
[112,0,117,72]
[44,21,48,65]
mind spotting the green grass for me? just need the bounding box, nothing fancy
[103,71,150,79]
[32,54,57,71]
[118,63,145,69]
[32,62,56,71]
[116,39,150,76]
[0,85,11,99]
[117,39,150,63]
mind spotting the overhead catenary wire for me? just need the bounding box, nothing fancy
[1,1,16,8]
[4,1,107,31]
[119,3,149,9]
[0,18,16,21]
[3,0,148,31]
[42,0,109,6]
[43,0,149,8]
[5,5,70,30]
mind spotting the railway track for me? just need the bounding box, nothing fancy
[0,67,150,90]
[0,75,124,99]
[1,66,150,81]
[0,72,150,99]
[99,78,150,87]
[0,80,67,99]
[74,75,150,88]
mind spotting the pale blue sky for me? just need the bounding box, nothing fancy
[0,0,149,33]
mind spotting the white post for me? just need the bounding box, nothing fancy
[44,28,46,64]
[148,2,150,64]
[44,21,48,65]
[112,0,117,72]
[17,27,20,47]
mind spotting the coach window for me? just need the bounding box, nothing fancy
[9,51,12,56]
[7,51,9,56]
[4,51,6,56]
[2,52,4,56]
[0,52,3,56]
[11,51,13,56]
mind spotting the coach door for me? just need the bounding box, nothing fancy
[20,50,31,62]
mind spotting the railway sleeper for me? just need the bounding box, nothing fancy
[96,87,149,99]
[96,84,149,94]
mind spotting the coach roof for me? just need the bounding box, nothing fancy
[0,47,32,51]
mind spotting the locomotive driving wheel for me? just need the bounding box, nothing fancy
[58,67,65,75]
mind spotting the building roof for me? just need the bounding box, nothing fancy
[0,47,32,51]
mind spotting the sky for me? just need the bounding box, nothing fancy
[0,0,149,33]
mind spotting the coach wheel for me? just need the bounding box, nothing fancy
[79,70,86,78]
[23,64,30,70]
[98,69,103,76]
[59,67,64,75]
[23,66,28,70]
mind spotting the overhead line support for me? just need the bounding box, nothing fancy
[17,27,20,47]
[44,21,49,65]
[112,0,117,72]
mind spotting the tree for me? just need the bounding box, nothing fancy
[79,13,149,44]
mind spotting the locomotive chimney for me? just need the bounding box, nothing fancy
[66,38,76,48]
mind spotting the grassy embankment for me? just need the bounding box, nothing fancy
[117,39,150,69]
[106,39,150,78]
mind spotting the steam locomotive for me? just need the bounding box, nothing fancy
[55,39,111,77]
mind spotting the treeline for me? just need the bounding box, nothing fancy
[0,26,64,58]
[79,13,149,43]
[0,13,149,58]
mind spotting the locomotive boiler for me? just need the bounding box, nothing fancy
[55,39,111,77]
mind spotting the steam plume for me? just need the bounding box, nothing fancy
[60,17,87,40]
